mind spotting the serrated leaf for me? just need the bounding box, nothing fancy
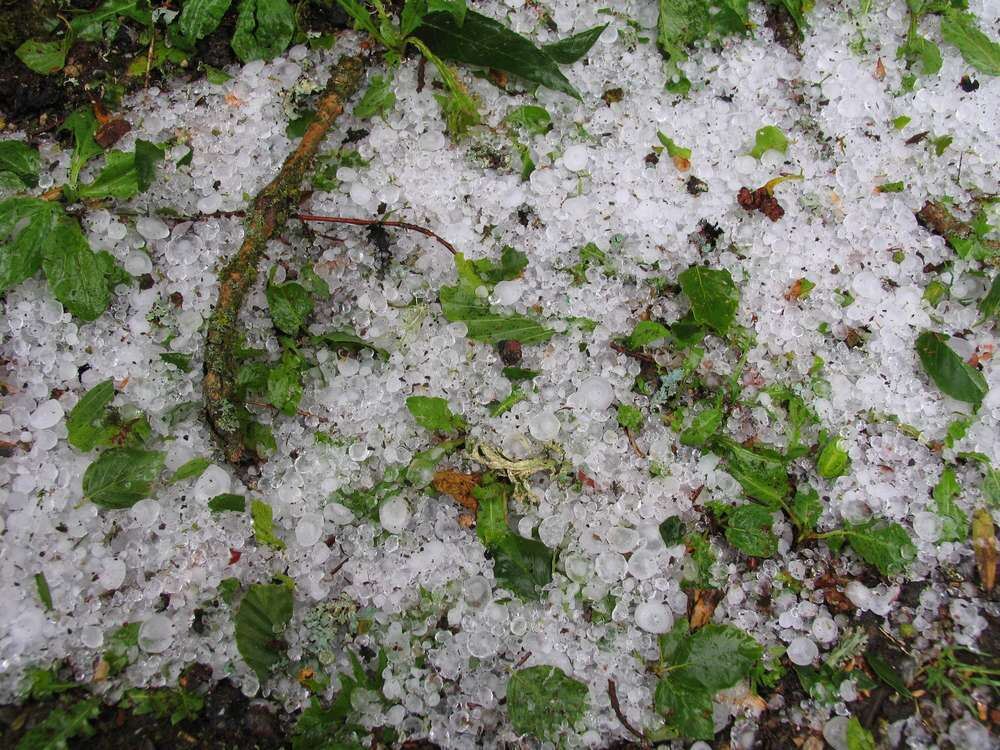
[170,457,211,483]
[15,38,68,75]
[719,504,778,557]
[837,520,916,577]
[932,467,968,541]
[714,437,790,507]
[0,197,62,296]
[0,141,41,188]
[617,404,643,431]
[940,10,1000,77]
[70,0,151,41]
[76,141,164,200]
[541,23,607,64]
[415,10,580,99]
[354,74,396,119]
[179,0,234,41]
[406,395,466,433]
[82,448,165,509]
[266,351,304,416]
[624,320,670,350]
[474,477,509,547]
[266,278,313,335]
[915,331,988,406]
[678,265,739,334]
[654,677,714,740]
[41,219,114,321]
[251,499,285,549]
[679,404,722,446]
[234,582,294,680]
[789,485,822,534]
[749,125,788,159]
[507,666,588,742]
[504,105,552,135]
[231,0,295,62]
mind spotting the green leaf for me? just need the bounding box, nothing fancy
[160,352,192,372]
[170,457,211,483]
[354,74,396,119]
[405,395,466,433]
[334,0,379,38]
[0,197,62,295]
[312,328,388,360]
[180,0,234,41]
[504,105,552,135]
[845,717,876,750]
[978,274,1000,323]
[658,516,685,547]
[251,499,286,549]
[940,10,1000,77]
[656,131,691,160]
[877,180,905,193]
[266,278,313,335]
[61,108,103,187]
[492,533,553,600]
[70,0,151,41]
[624,320,670,350]
[474,476,510,547]
[82,448,165,509]
[677,265,739,334]
[816,435,851,479]
[502,367,539,382]
[209,493,247,512]
[203,65,232,84]
[77,141,164,200]
[679,404,722,446]
[654,677,714,740]
[657,0,750,69]
[266,352,304,416]
[507,666,588,742]
[718,504,778,558]
[789,485,822,534]
[428,0,466,25]
[15,38,69,75]
[915,331,988,406]
[135,140,165,192]
[470,246,528,284]
[41,219,113,321]
[405,439,461,487]
[949,235,997,262]
[932,467,968,541]
[983,465,1000,509]
[866,651,912,698]
[439,274,552,345]
[671,623,763,692]
[899,34,942,75]
[768,0,813,32]
[835,520,916,576]
[541,23,607,65]
[713,437,790,507]
[415,10,581,99]
[34,572,53,610]
[231,0,295,62]
[234,582,294,680]
[0,141,41,188]
[617,404,643,431]
[683,533,717,589]
[16,698,100,750]
[749,125,788,159]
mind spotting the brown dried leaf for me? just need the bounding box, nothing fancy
[688,588,722,629]
[672,154,691,172]
[972,507,997,593]
[94,118,132,149]
[432,469,481,511]
[785,278,808,301]
[874,57,886,80]
[93,658,110,682]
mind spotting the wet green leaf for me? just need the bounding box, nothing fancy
[749,125,788,159]
[845,717,876,750]
[816,435,851,479]
[932,467,968,541]
[491,533,553,600]
[15,38,69,75]
[209,493,247,512]
[679,404,722,447]
[504,105,552,135]
[866,651,912,698]
[160,352,192,372]
[66,380,116,451]
[354,74,396,119]
[82,448,165,509]
[406,395,466,433]
[789,485,822,534]
[234,582,294,680]
[940,10,1000,77]
[714,503,778,558]
[231,0,295,62]
[658,516,685,547]
[915,331,988,405]
[251,499,285,549]
[61,108,103,187]
[657,131,691,160]
[714,437,790,507]
[266,278,313,335]
[0,197,62,295]
[180,0,234,41]
[678,265,739,334]
[507,666,588,741]
[624,320,670,350]
[41,220,118,320]
[312,328,388,360]
[0,141,41,188]
[978,274,1000,323]
[833,520,916,576]
[170,457,210,483]
[541,23,607,64]
[35,572,53,611]
[617,404,643,431]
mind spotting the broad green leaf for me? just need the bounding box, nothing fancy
[657,131,691,160]
[492,533,553,600]
[654,677,714,740]
[845,717,876,750]
[470,246,528,284]
[837,520,916,576]
[70,0,151,41]
[749,125,788,159]
[179,0,234,41]
[932,467,968,541]
[15,38,68,75]
[415,10,581,99]
[439,281,552,345]
[231,0,295,62]
[507,666,588,742]
[354,74,396,119]
[334,0,379,37]
[61,108,103,187]
[940,11,1000,77]
[658,516,685,547]
[209,493,247,512]
[82,448,165,509]
[672,623,763,692]
[789,485,822,534]
[170,457,211,483]
[978,274,1000,322]
[541,23,607,64]
[266,352,304,416]
[41,219,114,321]
[266,278,313,335]
[428,0,466,25]
[474,476,509,547]
[0,197,62,295]
[234,582,294,680]
[866,651,912,698]
[624,320,670,350]
[66,379,117,451]
[405,395,466,432]
[0,141,41,188]
[312,328,388,360]
[504,105,552,135]
[679,405,722,446]
[616,404,643,431]
[718,504,778,557]
[76,141,164,200]
[657,0,750,69]
[898,34,942,75]
[251,499,286,549]
[714,437,790,507]
[677,265,739,334]
[816,435,851,479]
[915,331,988,405]
[769,0,814,32]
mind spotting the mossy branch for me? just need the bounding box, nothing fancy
[203,55,365,465]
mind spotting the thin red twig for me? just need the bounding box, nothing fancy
[295,214,457,255]
[607,679,647,744]
[609,341,657,364]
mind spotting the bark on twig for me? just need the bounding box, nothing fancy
[203,56,365,464]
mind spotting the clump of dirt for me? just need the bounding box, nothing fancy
[737,185,785,222]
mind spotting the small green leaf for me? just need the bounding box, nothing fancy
[789,485,822,534]
[251,499,285,549]
[624,320,670,350]
[507,666,588,742]
[679,404,722,447]
[266,278,313,335]
[82,448,165,509]
[491,533,554,600]
[617,404,643,431]
[35,572,53,610]
[312,328,388,360]
[542,23,608,64]
[474,476,509,547]
[892,115,911,129]
[160,352,192,372]
[915,331,988,406]
[940,10,1000,77]
[932,467,968,542]
[470,246,528,285]
[61,108,103,187]
[15,38,69,75]
[714,437,790,507]
[0,197,62,296]
[179,0,234,41]
[66,379,116,451]
[845,717,876,750]
[0,141,41,188]
[354,74,396,119]
[203,65,232,84]
[866,651,912,698]
[816,435,851,480]
[266,352,305,416]
[502,367,539,382]
[439,264,552,345]
[658,516,685,547]
[209,493,247,512]
[677,265,739,334]
[656,131,691,160]
[877,180,905,193]
[749,125,788,159]
[41,219,115,321]
[234,582,294,680]
[899,34,942,75]
[504,105,552,135]
[716,504,778,558]
[930,135,952,157]
[834,520,916,577]
[170,457,211,483]
[231,0,295,62]
[406,395,466,433]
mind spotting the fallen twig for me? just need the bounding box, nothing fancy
[203,55,365,464]
[607,679,648,745]
[296,214,457,255]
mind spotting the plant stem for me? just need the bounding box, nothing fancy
[203,55,365,464]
